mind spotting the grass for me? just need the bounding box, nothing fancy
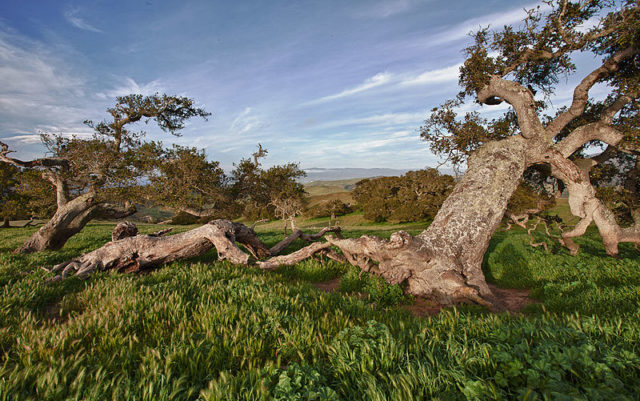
[0,220,639,400]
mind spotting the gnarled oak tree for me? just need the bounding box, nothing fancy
[0,94,209,253]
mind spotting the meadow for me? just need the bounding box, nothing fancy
[0,215,639,400]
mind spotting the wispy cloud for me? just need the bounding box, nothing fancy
[0,31,90,150]
[429,2,550,45]
[354,0,425,19]
[307,63,461,105]
[230,107,270,135]
[2,129,93,145]
[401,63,461,86]
[317,111,425,130]
[310,72,393,103]
[63,7,102,33]
[96,78,163,99]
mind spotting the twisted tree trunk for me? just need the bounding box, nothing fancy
[47,220,337,281]
[318,137,526,305]
[16,194,136,253]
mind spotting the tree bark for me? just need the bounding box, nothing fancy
[47,220,335,281]
[16,195,136,254]
[322,137,527,305]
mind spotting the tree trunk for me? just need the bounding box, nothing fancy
[15,195,136,254]
[325,137,527,305]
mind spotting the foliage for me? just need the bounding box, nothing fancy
[16,169,57,219]
[0,163,56,222]
[352,169,454,222]
[0,163,27,222]
[147,144,232,219]
[591,150,639,227]
[230,146,306,220]
[507,181,555,216]
[305,199,353,219]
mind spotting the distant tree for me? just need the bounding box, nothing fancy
[352,169,455,223]
[0,93,210,252]
[270,194,303,235]
[230,145,306,220]
[306,199,353,221]
[146,144,231,220]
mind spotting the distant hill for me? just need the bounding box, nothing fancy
[304,178,362,197]
[301,167,409,183]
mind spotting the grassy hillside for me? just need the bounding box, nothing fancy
[1,221,639,400]
[304,178,362,196]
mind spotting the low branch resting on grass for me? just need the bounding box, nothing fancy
[46,220,341,283]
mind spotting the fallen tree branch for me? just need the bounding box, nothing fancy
[269,226,342,255]
[45,220,343,281]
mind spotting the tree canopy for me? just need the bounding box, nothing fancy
[353,169,455,223]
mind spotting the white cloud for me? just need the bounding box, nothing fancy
[96,78,163,99]
[0,31,91,144]
[309,72,393,103]
[322,111,425,129]
[64,7,102,33]
[230,107,270,135]
[429,2,551,45]
[401,63,461,86]
[355,0,424,19]
[2,130,93,145]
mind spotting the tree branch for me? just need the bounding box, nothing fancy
[545,47,637,138]
[555,122,624,158]
[477,76,544,138]
[0,141,69,170]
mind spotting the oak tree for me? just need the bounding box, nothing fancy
[0,94,209,253]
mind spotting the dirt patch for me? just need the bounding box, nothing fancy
[404,285,538,317]
[312,277,341,292]
[488,283,538,313]
[404,297,442,317]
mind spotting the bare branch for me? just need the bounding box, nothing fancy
[0,141,69,170]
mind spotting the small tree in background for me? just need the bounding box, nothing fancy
[352,169,455,223]
[230,145,306,221]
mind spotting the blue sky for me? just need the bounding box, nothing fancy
[0,0,601,170]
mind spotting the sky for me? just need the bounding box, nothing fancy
[0,0,606,170]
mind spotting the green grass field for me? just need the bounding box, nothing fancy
[0,219,639,400]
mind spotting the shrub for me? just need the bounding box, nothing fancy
[306,200,353,219]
